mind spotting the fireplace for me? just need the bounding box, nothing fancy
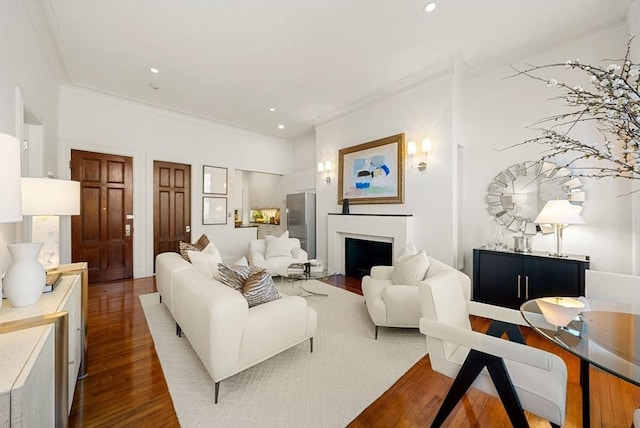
[327,214,413,274]
[345,238,392,278]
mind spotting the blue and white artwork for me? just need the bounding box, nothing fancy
[342,142,399,200]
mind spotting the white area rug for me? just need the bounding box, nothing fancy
[139,280,426,427]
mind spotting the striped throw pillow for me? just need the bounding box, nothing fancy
[242,269,280,307]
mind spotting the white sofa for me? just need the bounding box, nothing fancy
[248,237,308,275]
[362,257,471,339]
[155,252,317,402]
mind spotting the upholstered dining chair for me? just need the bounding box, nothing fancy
[418,272,567,427]
[585,270,640,306]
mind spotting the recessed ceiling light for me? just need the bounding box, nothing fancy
[269,107,276,112]
[424,2,436,12]
[150,67,159,74]
[278,124,284,129]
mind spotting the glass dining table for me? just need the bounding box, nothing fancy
[520,298,640,428]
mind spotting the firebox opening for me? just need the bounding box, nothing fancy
[345,238,392,278]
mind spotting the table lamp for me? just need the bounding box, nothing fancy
[0,133,24,309]
[534,199,585,257]
[21,177,81,269]
[4,177,80,307]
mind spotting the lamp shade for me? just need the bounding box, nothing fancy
[0,133,23,222]
[21,177,80,215]
[534,200,585,225]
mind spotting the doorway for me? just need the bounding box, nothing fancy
[71,150,134,283]
[153,161,191,266]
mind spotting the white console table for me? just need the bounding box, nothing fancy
[0,273,82,427]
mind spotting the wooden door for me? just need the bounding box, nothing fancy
[153,161,191,265]
[71,150,134,283]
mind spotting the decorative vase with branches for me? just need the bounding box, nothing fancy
[506,37,639,182]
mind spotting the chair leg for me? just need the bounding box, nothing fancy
[214,381,220,404]
[485,320,525,344]
[159,294,162,304]
[375,325,379,340]
[431,349,528,428]
[176,323,182,337]
[484,354,528,427]
[310,337,313,353]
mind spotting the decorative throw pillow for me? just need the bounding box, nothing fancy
[193,233,211,251]
[179,234,211,261]
[179,241,197,261]
[188,248,223,280]
[234,256,249,267]
[391,249,430,286]
[218,264,259,291]
[241,268,280,307]
[264,230,291,259]
[398,242,418,258]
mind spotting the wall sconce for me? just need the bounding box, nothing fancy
[318,160,332,183]
[407,138,431,171]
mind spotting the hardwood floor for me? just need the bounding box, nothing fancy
[69,274,640,427]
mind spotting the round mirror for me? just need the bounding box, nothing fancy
[486,160,585,234]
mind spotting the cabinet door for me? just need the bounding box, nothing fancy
[525,258,582,299]
[476,251,523,308]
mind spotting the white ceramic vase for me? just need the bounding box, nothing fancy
[4,243,46,307]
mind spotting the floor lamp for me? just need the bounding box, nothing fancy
[0,133,24,309]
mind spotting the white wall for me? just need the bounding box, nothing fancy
[315,24,635,277]
[463,26,633,275]
[0,1,65,274]
[58,86,293,277]
[315,73,457,266]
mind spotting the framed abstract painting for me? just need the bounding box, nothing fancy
[338,133,405,204]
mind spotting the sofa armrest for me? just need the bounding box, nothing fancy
[291,247,308,261]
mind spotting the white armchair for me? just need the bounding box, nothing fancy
[248,237,308,275]
[362,256,470,339]
[419,274,567,427]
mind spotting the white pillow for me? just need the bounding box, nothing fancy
[391,249,430,285]
[398,242,418,258]
[234,256,249,266]
[188,249,223,281]
[264,230,291,259]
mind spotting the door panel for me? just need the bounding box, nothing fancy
[71,150,133,283]
[153,161,191,268]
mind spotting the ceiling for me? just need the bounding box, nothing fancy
[40,0,631,140]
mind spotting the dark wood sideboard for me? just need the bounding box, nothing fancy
[473,248,590,309]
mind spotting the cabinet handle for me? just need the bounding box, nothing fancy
[517,275,521,298]
[525,276,529,299]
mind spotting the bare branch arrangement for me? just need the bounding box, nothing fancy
[505,37,640,181]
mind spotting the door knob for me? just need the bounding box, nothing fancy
[186,225,191,233]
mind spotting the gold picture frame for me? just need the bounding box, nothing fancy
[338,133,405,204]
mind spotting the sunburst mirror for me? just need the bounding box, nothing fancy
[486,160,585,234]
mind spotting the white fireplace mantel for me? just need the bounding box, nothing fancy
[327,214,414,274]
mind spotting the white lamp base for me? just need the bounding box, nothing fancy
[4,243,46,307]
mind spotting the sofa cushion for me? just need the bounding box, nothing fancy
[242,269,281,307]
[392,249,430,285]
[264,230,291,259]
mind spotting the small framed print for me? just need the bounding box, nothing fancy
[203,196,227,225]
[203,165,227,195]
